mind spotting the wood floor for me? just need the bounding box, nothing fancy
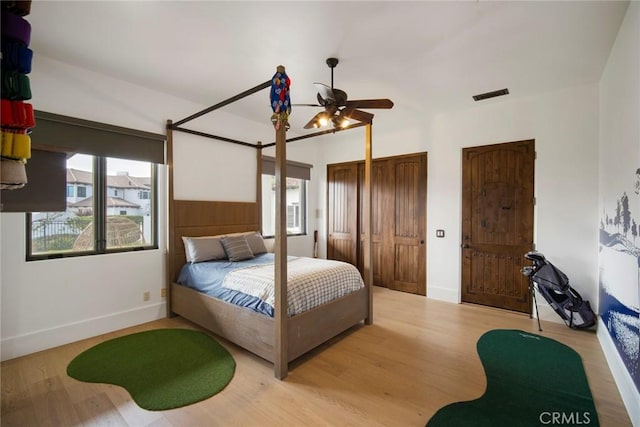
[1,286,632,426]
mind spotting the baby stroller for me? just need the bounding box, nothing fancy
[521,251,596,331]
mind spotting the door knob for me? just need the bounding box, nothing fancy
[461,243,470,249]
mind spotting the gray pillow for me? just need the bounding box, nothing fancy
[221,235,254,262]
[182,236,226,263]
[244,232,267,255]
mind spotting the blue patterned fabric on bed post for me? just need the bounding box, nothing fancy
[272,65,289,380]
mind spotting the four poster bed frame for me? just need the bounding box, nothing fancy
[165,79,375,379]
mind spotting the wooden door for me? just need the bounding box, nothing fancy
[461,140,535,313]
[358,160,392,287]
[327,163,358,265]
[388,154,427,295]
[328,153,427,296]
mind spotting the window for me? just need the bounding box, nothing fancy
[261,156,311,237]
[25,111,165,260]
[28,154,158,258]
[67,185,74,197]
[287,204,300,229]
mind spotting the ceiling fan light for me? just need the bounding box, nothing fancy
[319,116,329,127]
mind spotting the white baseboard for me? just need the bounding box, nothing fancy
[597,318,639,427]
[1,302,167,362]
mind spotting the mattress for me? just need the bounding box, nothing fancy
[176,253,364,317]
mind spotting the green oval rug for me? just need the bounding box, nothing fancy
[67,328,235,411]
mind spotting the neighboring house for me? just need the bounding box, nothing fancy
[66,168,150,217]
[30,169,151,247]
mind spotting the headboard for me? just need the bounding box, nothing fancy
[169,200,260,283]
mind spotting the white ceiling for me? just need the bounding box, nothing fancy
[28,1,629,134]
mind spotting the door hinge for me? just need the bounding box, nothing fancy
[533,197,536,206]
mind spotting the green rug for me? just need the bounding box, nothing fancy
[67,328,235,411]
[426,329,599,427]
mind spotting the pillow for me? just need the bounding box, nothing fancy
[221,235,254,262]
[182,236,226,263]
[244,232,268,255]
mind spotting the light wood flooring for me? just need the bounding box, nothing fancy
[1,286,633,426]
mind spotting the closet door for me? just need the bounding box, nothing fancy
[327,163,358,265]
[328,153,427,296]
[358,160,393,287]
[388,154,427,295]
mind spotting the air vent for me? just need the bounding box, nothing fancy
[472,88,509,101]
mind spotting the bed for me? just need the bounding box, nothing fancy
[165,77,375,379]
[168,200,370,371]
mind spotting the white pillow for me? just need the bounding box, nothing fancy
[182,236,226,263]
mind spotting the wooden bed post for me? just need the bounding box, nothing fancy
[166,119,175,318]
[256,141,262,232]
[364,123,373,324]
[274,124,288,379]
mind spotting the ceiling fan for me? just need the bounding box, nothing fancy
[298,58,394,129]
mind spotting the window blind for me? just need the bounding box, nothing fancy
[31,111,166,164]
[262,156,312,180]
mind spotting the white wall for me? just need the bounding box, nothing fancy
[597,2,640,423]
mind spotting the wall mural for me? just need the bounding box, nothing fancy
[599,167,640,393]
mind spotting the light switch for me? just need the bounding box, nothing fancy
[436,229,445,238]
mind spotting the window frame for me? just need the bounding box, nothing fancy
[26,156,159,261]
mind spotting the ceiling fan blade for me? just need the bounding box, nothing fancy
[342,108,374,124]
[314,82,335,103]
[345,99,394,109]
[303,112,328,129]
[292,103,322,107]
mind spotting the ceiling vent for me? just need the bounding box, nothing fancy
[472,88,509,102]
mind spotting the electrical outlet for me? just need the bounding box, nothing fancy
[143,291,150,301]
[161,288,166,298]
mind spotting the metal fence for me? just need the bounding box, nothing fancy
[31,220,85,253]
